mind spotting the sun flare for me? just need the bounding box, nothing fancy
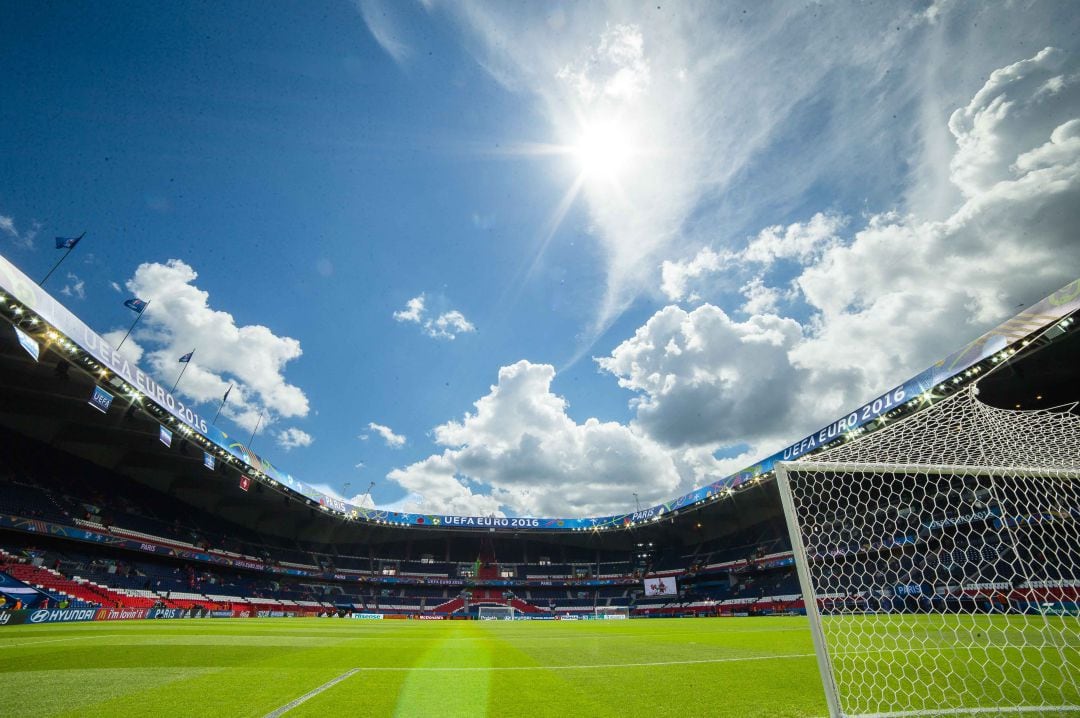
[573,118,635,180]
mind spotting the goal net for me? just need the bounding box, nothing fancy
[595,606,630,620]
[776,386,1080,718]
[477,605,515,621]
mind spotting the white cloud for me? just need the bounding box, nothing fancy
[388,453,505,517]
[116,259,309,434]
[555,23,650,103]
[660,247,729,302]
[597,305,804,449]
[387,360,680,516]
[0,214,38,250]
[109,281,122,293]
[741,213,846,266]
[60,272,85,300]
[367,421,406,448]
[601,47,1080,459]
[739,276,781,315]
[393,293,476,340]
[393,295,425,323]
[355,0,412,65]
[102,330,145,364]
[660,213,844,304]
[425,310,475,340]
[276,427,313,451]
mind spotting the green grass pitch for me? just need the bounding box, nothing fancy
[0,616,1076,717]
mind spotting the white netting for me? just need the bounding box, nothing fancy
[477,605,515,620]
[778,387,1080,718]
[595,606,629,620]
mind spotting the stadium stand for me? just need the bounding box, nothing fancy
[0,275,1076,624]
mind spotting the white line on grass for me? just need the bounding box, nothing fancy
[358,653,817,671]
[262,668,360,718]
[0,634,125,649]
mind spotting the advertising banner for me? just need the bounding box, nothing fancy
[88,386,113,414]
[95,608,149,621]
[26,608,98,624]
[0,610,27,626]
[643,577,678,597]
[159,425,172,447]
[13,326,39,361]
[350,613,384,620]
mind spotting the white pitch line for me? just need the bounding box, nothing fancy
[356,653,817,671]
[0,634,125,649]
[262,668,360,718]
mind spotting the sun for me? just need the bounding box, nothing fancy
[572,118,635,180]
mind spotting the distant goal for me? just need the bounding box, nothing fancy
[594,607,630,620]
[478,605,515,621]
[777,386,1080,718]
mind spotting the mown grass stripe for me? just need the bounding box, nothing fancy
[364,652,816,671]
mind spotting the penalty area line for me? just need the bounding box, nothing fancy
[262,668,360,717]
[360,653,817,671]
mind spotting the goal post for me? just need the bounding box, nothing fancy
[777,387,1080,718]
[477,605,515,621]
[594,606,629,620]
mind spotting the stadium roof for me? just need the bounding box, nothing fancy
[0,252,1077,537]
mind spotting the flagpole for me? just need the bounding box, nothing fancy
[247,409,265,448]
[213,384,232,424]
[38,232,84,286]
[171,350,194,393]
[116,300,150,352]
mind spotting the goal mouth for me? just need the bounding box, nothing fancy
[777,387,1080,718]
[477,605,516,621]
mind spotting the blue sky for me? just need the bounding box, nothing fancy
[2,1,1078,517]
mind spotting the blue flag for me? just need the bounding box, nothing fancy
[178,350,194,363]
[55,234,83,249]
[123,297,148,314]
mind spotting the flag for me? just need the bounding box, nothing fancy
[203,452,215,471]
[55,235,82,249]
[239,476,252,492]
[178,351,194,363]
[123,297,148,314]
[222,385,232,402]
[159,425,172,447]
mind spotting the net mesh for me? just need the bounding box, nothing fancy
[779,387,1080,717]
